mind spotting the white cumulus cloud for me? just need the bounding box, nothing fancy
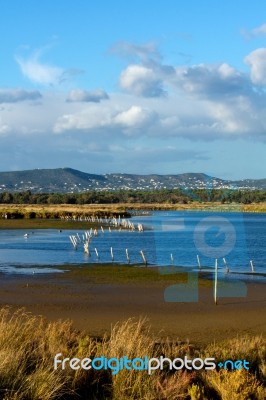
[245,48,266,85]
[120,64,165,97]
[53,102,156,136]
[5,44,266,144]
[114,105,155,128]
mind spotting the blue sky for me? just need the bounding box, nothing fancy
[0,0,266,179]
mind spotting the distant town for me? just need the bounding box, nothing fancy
[0,168,265,193]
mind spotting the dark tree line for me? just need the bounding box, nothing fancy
[0,189,265,205]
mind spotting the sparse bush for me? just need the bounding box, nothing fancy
[202,335,266,379]
[206,369,265,400]
[188,383,204,400]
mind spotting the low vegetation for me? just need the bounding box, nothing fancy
[0,204,131,223]
[0,308,264,399]
[0,187,266,222]
[0,188,266,206]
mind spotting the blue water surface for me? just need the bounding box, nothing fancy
[0,211,265,277]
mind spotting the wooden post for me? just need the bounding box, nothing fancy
[214,258,218,305]
[250,260,255,273]
[126,248,130,264]
[170,253,174,264]
[69,235,77,249]
[95,248,99,259]
[140,250,147,266]
[197,254,201,270]
[223,257,229,273]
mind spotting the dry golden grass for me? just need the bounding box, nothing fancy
[0,201,265,219]
[0,308,71,399]
[0,203,129,219]
[202,335,266,371]
[242,203,266,212]
[102,317,156,399]
[206,370,265,400]
[0,308,265,399]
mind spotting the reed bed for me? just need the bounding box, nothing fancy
[0,308,264,399]
[0,202,265,221]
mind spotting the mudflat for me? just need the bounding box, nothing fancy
[0,266,265,345]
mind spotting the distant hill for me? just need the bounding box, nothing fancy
[0,168,265,193]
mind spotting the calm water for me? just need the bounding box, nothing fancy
[0,211,265,277]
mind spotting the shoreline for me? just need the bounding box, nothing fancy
[0,201,265,226]
[1,262,266,283]
[0,265,265,345]
[0,204,265,230]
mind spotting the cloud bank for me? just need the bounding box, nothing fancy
[0,88,42,103]
[1,41,266,142]
[0,40,265,175]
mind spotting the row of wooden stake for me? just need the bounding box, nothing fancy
[81,244,147,265]
[196,254,255,274]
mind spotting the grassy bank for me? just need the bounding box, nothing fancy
[0,307,264,400]
[0,202,265,223]
[0,204,131,223]
[0,218,102,230]
[0,202,265,229]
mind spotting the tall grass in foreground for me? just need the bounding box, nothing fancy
[0,308,264,399]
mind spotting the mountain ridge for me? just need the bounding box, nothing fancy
[0,167,265,193]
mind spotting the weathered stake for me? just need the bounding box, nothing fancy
[126,248,130,264]
[214,258,218,305]
[197,254,201,270]
[140,250,147,266]
[95,248,99,259]
[250,260,255,273]
[223,257,229,273]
